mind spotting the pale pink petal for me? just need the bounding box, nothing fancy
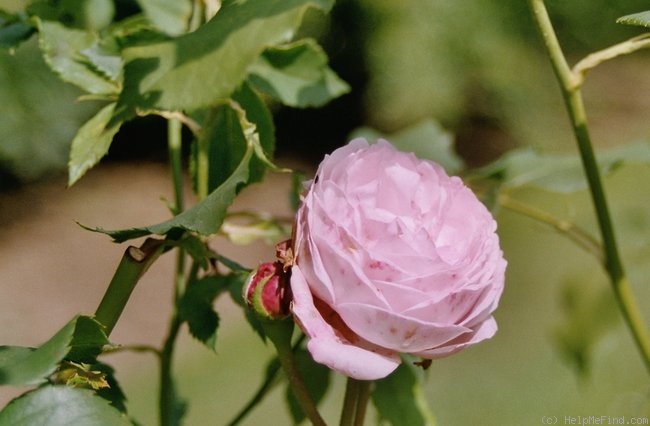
[290,266,401,380]
[414,316,498,359]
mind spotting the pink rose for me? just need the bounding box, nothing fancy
[290,139,506,380]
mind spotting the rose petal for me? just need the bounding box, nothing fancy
[414,316,498,359]
[290,266,401,380]
[335,302,471,353]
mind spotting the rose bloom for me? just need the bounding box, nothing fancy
[290,139,506,380]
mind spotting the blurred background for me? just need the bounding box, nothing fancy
[1,0,650,424]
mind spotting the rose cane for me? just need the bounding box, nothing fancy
[291,139,506,381]
[244,262,326,426]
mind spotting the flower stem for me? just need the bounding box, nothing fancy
[340,378,371,426]
[264,321,326,426]
[94,238,165,336]
[159,117,189,426]
[528,0,650,373]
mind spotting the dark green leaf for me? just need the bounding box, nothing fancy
[232,83,276,185]
[372,363,437,426]
[475,141,650,193]
[191,84,277,195]
[35,18,119,95]
[27,0,115,31]
[0,316,107,386]
[113,0,333,119]
[0,12,35,50]
[135,0,192,36]
[351,119,464,175]
[285,349,331,424]
[617,11,650,28]
[248,38,349,107]
[177,276,230,350]
[87,362,127,412]
[68,102,122,186]
[0,386,131,426]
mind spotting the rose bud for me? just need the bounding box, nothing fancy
[290,139,506,380]
[245,261,292,319]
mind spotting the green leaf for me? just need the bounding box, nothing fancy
[248,39,349,107]
[89,98,277,242]
[351,119,464,175]
[372,363,437,426]
[35,19,119,95]
[68,102,122,186]
[192,84,275,195]
[177,276,231,350]
[475,141,650,193]
[0,11,35,50]
[113,0,333,119]
[0,386,131,426]
[135,0,192,36]
[0,316,108,386]
[617,11,650,28]
[285,349,331,424]
[552,279,619,376]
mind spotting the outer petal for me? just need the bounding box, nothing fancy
[414,316,498,359]
[290,266,401,380]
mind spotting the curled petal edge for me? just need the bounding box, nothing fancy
[290,265,401,380]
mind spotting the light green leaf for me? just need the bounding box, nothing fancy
[113,0,334,119]
[617,11,650,28]
[552,278,619,376]
[35,19,119,95]
[248,39,349,107]
[285,349,331,424]
[476,141,650,193]
[135,0,192,36]
[0,386,131,426]
[68,102,122,186]
[372,363,437,426]
[0,316,108,387]
[351,119,464,175]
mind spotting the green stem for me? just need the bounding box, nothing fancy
[499,193,603,262]
[159,314,183,426]
[339,378,359,426]
[94,238,165,336]
[227,335,306,426]
[168,118,184,216]
[159,118,190,426]
[353,381,371,426]
[340,378,371,426]
[265,321,326,426]
[528,0,650,373]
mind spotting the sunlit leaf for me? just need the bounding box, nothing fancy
[0,316,107,387]
[372,363,437,426]
[135,0,192,36]
[68,102,122,186]
[35,19,119,95]
[475,141,650,193]
[285,349,331,424]
[351,119,464,175]
[0,386,131,426]
[617,11,650,28]
[248,39,349,107]
[113,0,333,119]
